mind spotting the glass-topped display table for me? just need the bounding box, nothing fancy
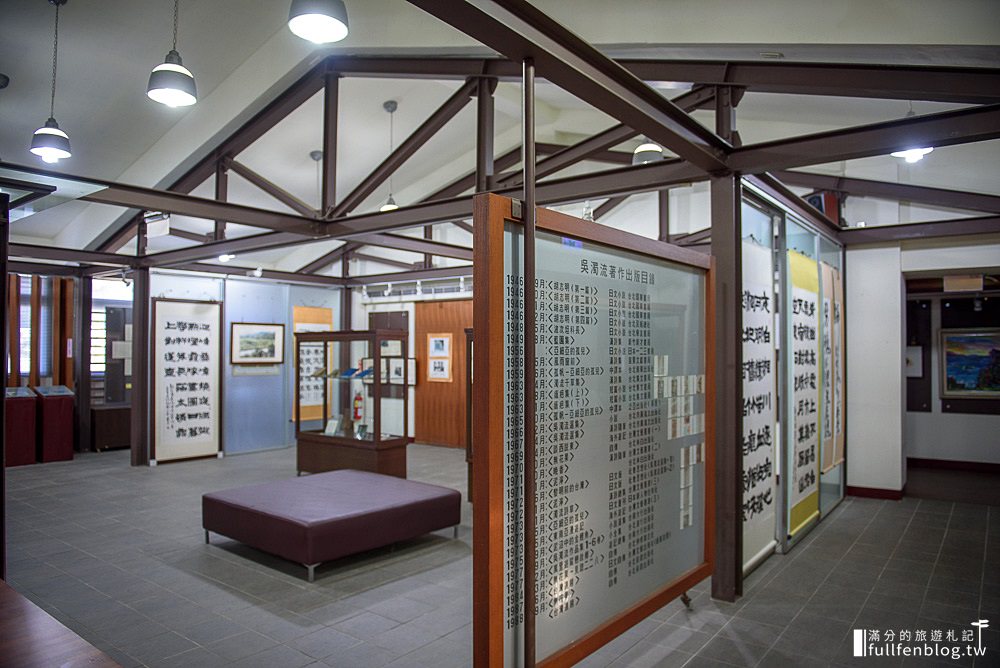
[294,329,408,477]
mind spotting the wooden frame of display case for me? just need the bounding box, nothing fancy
[473,193,715,668]
[294,329,409,477]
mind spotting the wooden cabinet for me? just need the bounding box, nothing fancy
[294,329,409,477]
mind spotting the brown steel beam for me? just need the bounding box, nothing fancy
[8,243,133,267]
[593,195,628,220]
[90,62,326,252]
[226,159,318,218]
[130,267,150,466]
[169,228,212,243]
[79,182,321,237]
[142,232,313,268]
[677,227,713,246]
[322,71,339,217]
[452,220,474,234]
[7,261,81,277]
[173,262,346,286]
[343,263,472,284]
[745,173,841,236]
[658,190,670,242]
[406,0,730,173]
[710,174,742,602]
[297,242,360,274]
[323,55,1000,104]
[498,86,717,189]
[773,170,1000,215]
[214,160,228,240]
[839,214,1000,245]
[360,233,473,261]
[351,252,420,270]
[730,104,1000,175]
[476,76,496,191]
[620,60,1000,105]
[332,78,478,217]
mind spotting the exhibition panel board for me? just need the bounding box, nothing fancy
[152,299,222,462]
[472,194,714,667]
[292,305,334,422]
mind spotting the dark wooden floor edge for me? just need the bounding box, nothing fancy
[846,485,905,500]
[907,457,1000,474]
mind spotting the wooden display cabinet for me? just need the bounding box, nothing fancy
[294,329,409,477]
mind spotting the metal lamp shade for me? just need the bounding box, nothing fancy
[147,50,197,107]
[30,117,71,163]
[632,142,664,165]
[288,0,349,44]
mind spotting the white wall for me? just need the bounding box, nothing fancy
[845,246,906,492]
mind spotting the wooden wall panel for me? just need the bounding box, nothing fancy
[415,299,472,448]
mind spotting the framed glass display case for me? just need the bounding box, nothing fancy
[294,329,409,477]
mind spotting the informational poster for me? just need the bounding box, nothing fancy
[292,306,333,421]
[820,262,836,472]
[788,251,820,536]
[832,268,846,467]
[153,299,221,462]
[503,224,707,665]
[741,241,777,568]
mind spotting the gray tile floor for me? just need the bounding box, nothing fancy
[6,446,998,667]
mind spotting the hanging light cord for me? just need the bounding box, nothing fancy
[172,0,180,51]
[388,108,395,194]
[49,2,60,118]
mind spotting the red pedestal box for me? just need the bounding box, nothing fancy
[33,386,75,463]
[5,388,38,467]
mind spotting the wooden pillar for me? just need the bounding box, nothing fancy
[28,276,40,388]
[710,174,743,602]
[62,279,75,388]
[75,277,93,453]
[1,193,9,578]
[7,275,19,386]
[130,268,150,466]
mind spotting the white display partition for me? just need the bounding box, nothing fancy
[473,195,714,668]
[740,241,778,570]
[152,299,222,462]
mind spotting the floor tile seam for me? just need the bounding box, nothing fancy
[916,502,956,628]
[831,497,909,648]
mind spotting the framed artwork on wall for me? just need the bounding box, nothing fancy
[231,322,285,365]
[428,357,451,382]
[427,333,451,358]
[940,328,1000,398]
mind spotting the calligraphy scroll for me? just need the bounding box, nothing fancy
[153,299,222,462]
[788,251,820,536]
[741,241,777,568]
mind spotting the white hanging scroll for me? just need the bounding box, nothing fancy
[153,299,222,462]
[741,241,777,569]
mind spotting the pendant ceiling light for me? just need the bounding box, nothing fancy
[147,0,197,107]
[30,0,71,164]
[288,0,349,44]
[632,139,664,165]
[379,100,399,213]
[890,102,933,164]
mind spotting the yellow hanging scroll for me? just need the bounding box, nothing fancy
[788,250,820,537]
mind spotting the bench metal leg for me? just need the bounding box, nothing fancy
[453,525,459,539]
[205,530,210,544]
[305,563,318,582]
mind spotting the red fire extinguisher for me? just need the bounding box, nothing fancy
[353,392,364,421]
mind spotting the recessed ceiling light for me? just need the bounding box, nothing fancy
[759,51,784,59]
[218,254,236,263]
[890,147,933,163]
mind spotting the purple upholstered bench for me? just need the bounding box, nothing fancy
[202,469,461,581]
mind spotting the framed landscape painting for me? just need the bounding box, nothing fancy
[231,322,285,365]
[940,328,1000,398]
